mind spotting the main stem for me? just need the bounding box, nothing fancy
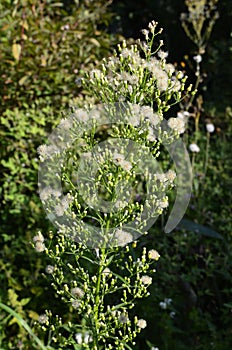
[92,246,106,350]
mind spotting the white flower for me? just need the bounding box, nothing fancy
[140,105,154,119]
[54,194,73,216]
[59,118,73,130]
[159,301,167,309]
[165,298,172,305]
[189,143,200,153]
[193,54,202,63]
[114,229,133,247]
[158,50,168,59]
[156,70,169,91]
[177,111,190,119]
[37,144,60,160]
[206,123,215,133]
[142,29,149,39]
[75,333,82,344]
[166,63,175,75]
[157,198,168,209]
[155,173,167,183]
[147,130,156,142]
[119,313,129,324]
[159,298,172,309]
[170,311,176,318]
[148,249,160,261]
[75,332,92,344]
[40,187,62,201]
[71,287,84,299]
[151,347,159,350]
[120,159,133,172]
[72,300,80,309]
[38,314,48,324]
[84,332,93,343]
[168,117,185,134]
[89,69,102,79]
[137,319,147,329]
[35,241,46,252]
[165,169,176,182]
[141,275,152,285]
[33,232,44,243]
[148,20,158,34]
[103,267,111,276]
[112,153,125,165]
[45,265,54,274]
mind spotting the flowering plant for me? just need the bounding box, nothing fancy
[34,20,192,349]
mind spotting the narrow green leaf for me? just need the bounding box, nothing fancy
[178,219,223,239]
[0,302,48,350]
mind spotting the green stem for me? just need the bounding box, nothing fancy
[92,247,106,350]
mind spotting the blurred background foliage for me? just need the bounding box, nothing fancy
[0,0,232,349]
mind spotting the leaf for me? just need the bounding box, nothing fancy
[12,43,21,61]
[19,76,28,86]
[89,37,100,47]
[28,310,39,321]
[0,302,48,350]
[178,219,223,239]
[20,297,30,306]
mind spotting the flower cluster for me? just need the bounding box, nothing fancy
[83,21,191,110]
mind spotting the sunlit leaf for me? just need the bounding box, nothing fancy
[12,43,21,61]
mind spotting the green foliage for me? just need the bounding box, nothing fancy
[0,0,117,110]
[0,1,119,348]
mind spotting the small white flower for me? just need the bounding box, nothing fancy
[165,169,176,182]
[45,265,54,274]
[71,287,84,299]
[168,117,185,134]
[75,333,82,344]
[189,143,200,153]
[120,159,133,172]
[35,241,46,252]
[141,275,152,285]
[158,50,168,59]
[103,267,111,276]
[206,123,215,133]
[114,229,133,247]
[119,313,129,324]
[142,29,149,39]
[112,153,125,165]
[164,298,172,305]
[170,311,176,318]
[137,319,147,329]
[157,198,168,209]
[159,301,167,309]
[59,118,73,130]
[148,249,160,261]
[147,127,156,141]
[38,314,48,324]
[140,105,154,119]
[84,332,93,343]
[151,347,159,350]
[177,111,190,119]
[193,54,202,63]
[33,232,44,243]
[72,300,80,309]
